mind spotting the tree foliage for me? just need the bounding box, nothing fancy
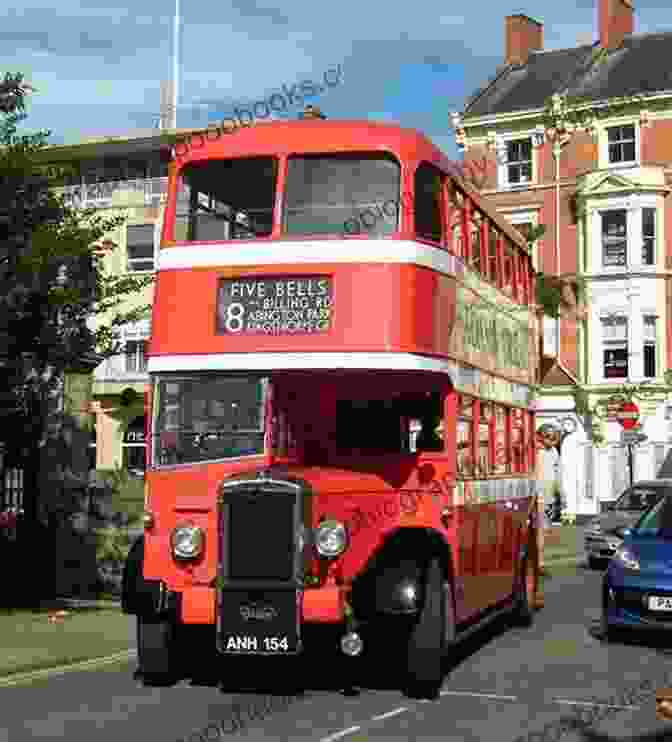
[0,71,154,496]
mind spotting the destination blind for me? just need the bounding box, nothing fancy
[217,276,333,334]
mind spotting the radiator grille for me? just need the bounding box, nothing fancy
[224,488,296,582]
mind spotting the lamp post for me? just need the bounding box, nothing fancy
[533,93,574,279]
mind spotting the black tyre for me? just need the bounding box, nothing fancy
[588,555,605,570]
[510,556,535,627]
[137,616,177,683]
[403,559,447,700]
[599,580,617,643]
[121,537,144,614]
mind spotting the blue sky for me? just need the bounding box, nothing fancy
[2,0,670,160]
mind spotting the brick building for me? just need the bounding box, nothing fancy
[452,0,672,516]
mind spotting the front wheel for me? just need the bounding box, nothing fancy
[403,559,448,700]
[510,557,535,627]
[137,616,178,685]
[588,556,605,570]
[599,581,617,643]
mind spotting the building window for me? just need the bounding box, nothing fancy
[642,208,656,265]
[602,316,628,379]
[504,139,532,186]
[607,124,636,165]
[414,163,443,244]
[644,315,657,378]
[122,417,146,476]
[126,224,155,272]
[125,340,147,374]
[601,210,627,267]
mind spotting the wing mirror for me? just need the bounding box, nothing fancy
[615,527,632,539]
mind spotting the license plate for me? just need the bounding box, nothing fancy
[217,589,300,654]
[648,596,672,611]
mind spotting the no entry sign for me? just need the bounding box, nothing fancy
[616,401,640,430]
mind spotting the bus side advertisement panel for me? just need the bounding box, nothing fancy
[450,284,533,386]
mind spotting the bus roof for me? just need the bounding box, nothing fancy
[174,119,529,253]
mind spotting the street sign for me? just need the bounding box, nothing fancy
[616,401,640,430]
[621,430,648,445]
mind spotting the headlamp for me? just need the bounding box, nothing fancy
[171,524,205,560]
[315,519,348,558]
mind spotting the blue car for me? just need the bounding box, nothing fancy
[601,494,672,640]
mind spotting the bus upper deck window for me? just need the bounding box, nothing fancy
[176,158,277,242]
[283,153,400,237]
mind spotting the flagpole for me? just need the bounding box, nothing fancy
[172,0,179,129]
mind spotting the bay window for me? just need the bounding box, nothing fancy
[644,315,657,378]
[602,316,628,379]
[602,211,627,267]
[642,208,656,265]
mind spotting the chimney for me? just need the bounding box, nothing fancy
[598,0,634,51]
[300,105,326,120]
[505,14,543,67]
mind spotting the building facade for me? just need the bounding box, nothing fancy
[43,130,191,476]
[453,0,672,516]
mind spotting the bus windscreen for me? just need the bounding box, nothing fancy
[175,157,278,242]
[283,153,400,236]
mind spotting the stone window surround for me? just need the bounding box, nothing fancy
[586,193,662,273]
[596,118,641,170]
[490,131,538,191]
[125,221,160,274]
[590,300,659,385]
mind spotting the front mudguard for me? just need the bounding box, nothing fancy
[122,537,179,618]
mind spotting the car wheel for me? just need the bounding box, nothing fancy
[403,559,447,700]
[599,581,617,643]
[588,556,605,570]
[510,556,535,627]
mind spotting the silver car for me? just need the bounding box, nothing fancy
[584,479,672,568]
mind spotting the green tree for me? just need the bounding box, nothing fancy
[0,72,154,602]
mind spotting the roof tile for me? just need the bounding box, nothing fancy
[463,33,672,118]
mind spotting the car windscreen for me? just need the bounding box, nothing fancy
[635,494,672,535]
[283,153,401,236]
[615,487,665,511]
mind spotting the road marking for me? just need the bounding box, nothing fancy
[0,650,136,688]
[320,726,362,742]
[440,690,518,701]
[371,707,407,721]
[554,699,641,711]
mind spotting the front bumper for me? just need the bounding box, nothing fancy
[605,573,672,630]
[177,584,346,625]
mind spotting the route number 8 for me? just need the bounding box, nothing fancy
[224,302,245,332]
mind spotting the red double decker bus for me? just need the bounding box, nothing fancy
[122,117,542,699]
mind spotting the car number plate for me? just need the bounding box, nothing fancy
[220,635,291,652]
[648,596,672,611]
